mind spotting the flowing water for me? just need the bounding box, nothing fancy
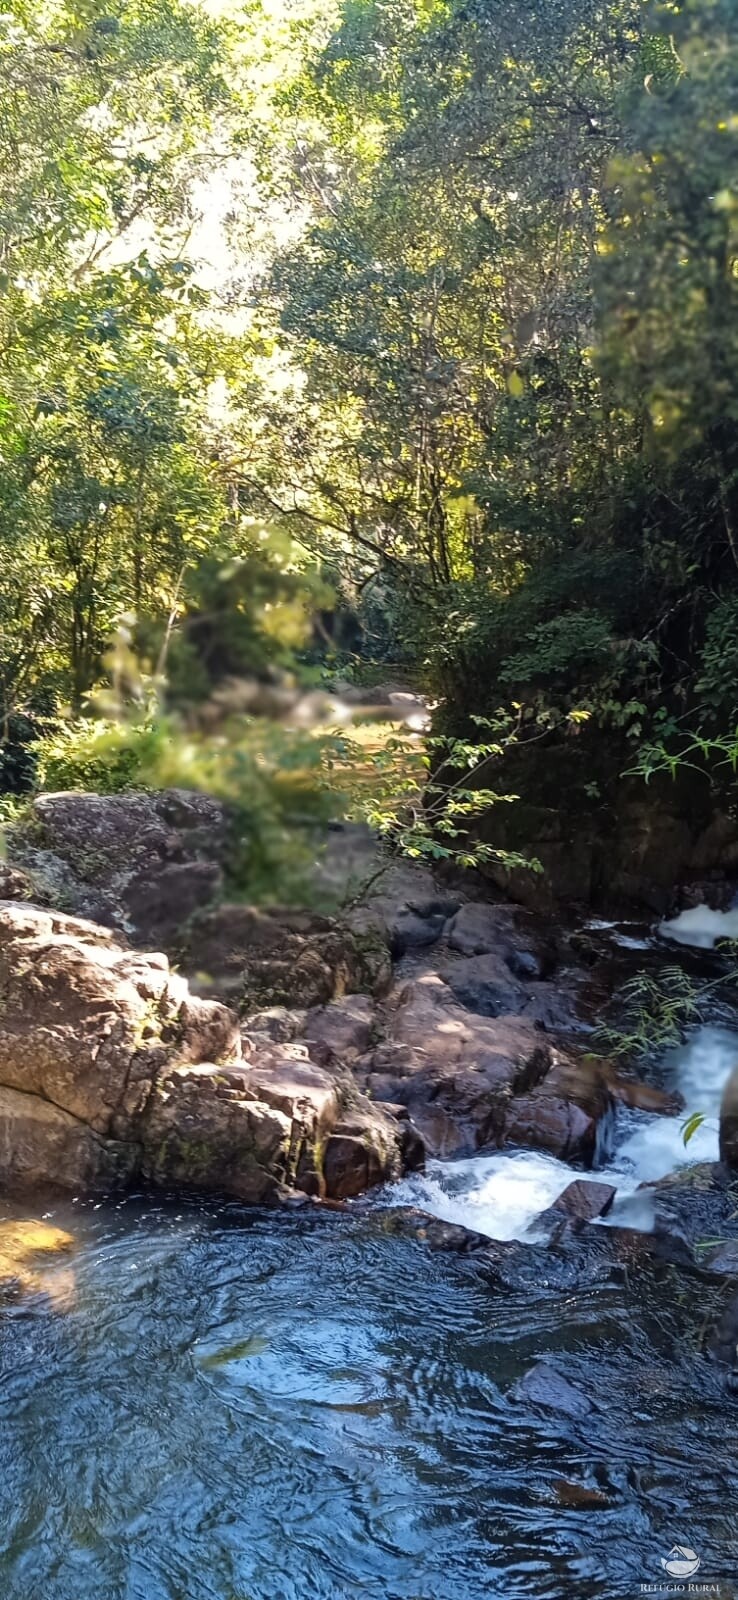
[1,926,738,1599]
[394,1024,736,1242]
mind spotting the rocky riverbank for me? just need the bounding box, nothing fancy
[0,791,700,1203]
[1,785,738,1381]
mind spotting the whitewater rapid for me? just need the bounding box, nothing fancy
[388,1021,737,1243]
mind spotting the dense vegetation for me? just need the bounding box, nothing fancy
[0,0,736,877]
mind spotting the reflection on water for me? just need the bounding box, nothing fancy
[0,1193,735,1600]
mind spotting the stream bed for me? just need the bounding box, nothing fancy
[1,922,738,1599]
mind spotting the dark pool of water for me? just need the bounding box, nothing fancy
[0,1193,736,1600]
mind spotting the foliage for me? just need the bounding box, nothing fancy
[1,0,738,882]
[323,712,540,872]
[597,966,705,1061]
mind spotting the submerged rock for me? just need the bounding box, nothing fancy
[511,1361,593,1420]
[0,1218,76,1304]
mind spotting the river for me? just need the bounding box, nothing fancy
[0,916,737,1598]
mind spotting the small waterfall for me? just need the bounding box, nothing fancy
[389,1024,737,1242]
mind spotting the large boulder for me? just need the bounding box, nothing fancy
[0,1084,138,1192]
[141,1046,413,1203]
[0,903,239,1139]
[179,904,391,1010]
[0,902,415,1201]
[9,789,227,943]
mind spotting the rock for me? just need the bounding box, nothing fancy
[0,1217,76,1304]
[704,1242,738,1277]
[361,974,552,1154]
[323,1132,384,1200]
[342,856,460,946]
[0,862,33,901]
[605,1071,684,1116]
[707,1292,738,1373]
[179,904,391,1010]
[417,1219,487,1252]
[141,1065,294,1202]
[390,906,448,956]
[242,1007,307,1043]
[439,953,528,1017]
[10,789,227,942]
[446,902,555,977]
[503,1057,614,1166]
[644,1163,738,1256]
[720,1066,738,1172]
[552,1179,616,1221]
[302,995,375,1064]
[142,1040,411,1203]
[0,1083,139,1191]
[0,902,240,1138]
[551,1479,611,1510]
[511,1361,593,1420]
[0,900,409,1204]
[360,972,610,1163]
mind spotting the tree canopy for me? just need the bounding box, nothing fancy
[0,0,736,841]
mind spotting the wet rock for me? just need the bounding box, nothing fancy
[378,1206,487,1253]
[10,789,226,942]
[704,1242,738,1277]
[511,1361,593,1420]
[644,1162,738,1256]
[552,1179,617,1221]
[179,904,391,1010]
[605,1071,684,1116]
[720,1065,738,1172]
[503,1057,613,1167]
[707,1292,738,1371]
[417,1219,487,1253]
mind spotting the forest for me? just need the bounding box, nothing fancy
[1,0,736,862]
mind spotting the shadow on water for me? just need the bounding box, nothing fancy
[0,1187,737,1600]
